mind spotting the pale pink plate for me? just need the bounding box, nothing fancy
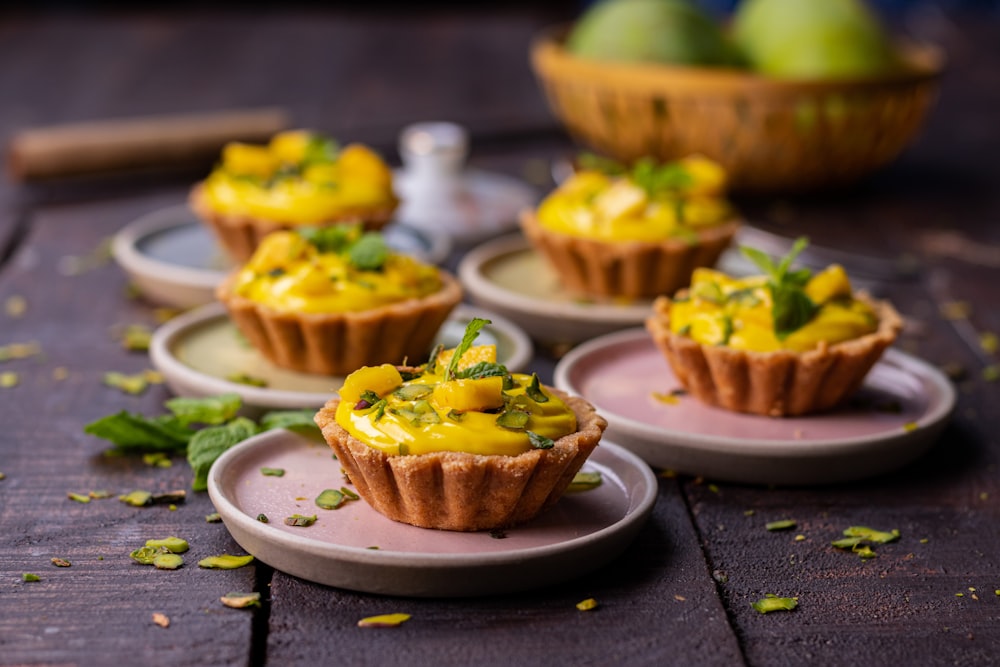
[207,429,657,597]
[554,329,955,485]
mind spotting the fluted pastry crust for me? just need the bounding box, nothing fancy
[190,183,397,262]
[216,269,462,376]
[314,389,607,531]
[645,292,903,417]
[520,209,740,300]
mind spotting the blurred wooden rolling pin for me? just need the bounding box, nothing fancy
[7,107,290,181]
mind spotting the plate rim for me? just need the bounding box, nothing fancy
[150,302,535,410]
[206,429,658,594]
[554,327,957,457]
[458,233,653,325]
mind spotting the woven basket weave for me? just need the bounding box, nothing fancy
[531,28,943,192]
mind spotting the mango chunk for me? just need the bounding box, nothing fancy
[593,180,648,221]
[431,376,505,412]
[222,143,277,178]
[435,344,497,373]
[269,130,313,165]
[805,264,852,304]
[337,144,393,188]
[246,231,311,275]
[338,364,403,405]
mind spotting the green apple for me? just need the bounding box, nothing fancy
[733,0,899,78]
[567,0,740,67]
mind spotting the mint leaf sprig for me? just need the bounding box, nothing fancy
[444,317,491,381]
[740,237,818,341]
[577,153,693,198]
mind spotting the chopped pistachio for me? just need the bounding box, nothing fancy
[153,553,184,570]
[5,295,27,318]
[52,366,69,381]
[143,452,172,468]
[525,373,549,403]
[341,486,359,500]
[284,514,317,527]
[198,554,254,570]
[119,490,153,507]
[260,467,285,477]
[120,324,153,352]
[226,373,268,387]
[103,371,148,395]
[751,594,798,614]
[576,598,598,611]
[152,613,170,628]
[1,372,18,388]
[143,369,164,384]
[496,409,529,430]
[651,391,681,405]
[221,592,261,609]
[843,526,900,544]
[88,489,111,499]
[357,613,411,628]
[145,537,189,554]
[22,573,40,582]
[527,431,554,450]
[979,332,998,354]
[903,422,919,432]
[766,519,797,532]
[257,514,268,523]
[855,544,877,559]
[153,307,182,324]
[67,492,91,504]
[316,489,346,509]
[566,471,603,493]
[0,341,41,362]
[794,535,806,542]
[983,365,1000,382]
[50,558,71,567]
[831,537,865,549]
[151,490,186,505]
[205,512,222,523]
[130,546,166,565]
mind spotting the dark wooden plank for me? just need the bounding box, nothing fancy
[0,190,258,665]
[264,477,744,667]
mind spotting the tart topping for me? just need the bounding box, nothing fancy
[670,239,878,352]
[536,155,734,242]
[334,320,577,456]
[202,130,396,223]
[230,226,443,313]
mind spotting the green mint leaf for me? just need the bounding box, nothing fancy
[83,412,192,452]
[455,361,509,380]
[165,393,242,427]
[349,232,389,271]
[525,374,549,403]
[771,287,817,340]
[776,237,810,282]
[187,417,260,492]
[739,245,778,280]
[298,224,359,254]
[302,134,339,165]
[445,318,491,381]
[630,158,693,197]
[260,409,321,439]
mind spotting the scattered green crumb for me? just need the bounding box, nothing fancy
[52,366,69,381]
[1,371,19,388]
[205,513,222,523]
[357,613,411,628]
[22,573,40,582]
[903,422,919,432]
[983,365,1000,383]
[920,538,929,544]
[145,537,189,553]
[566,471,602,493]
[103,371,149,395]
[260,467,285,477]
[0,472,5,480]
[143,452,172,468]
[119,490,153,507]
[751,594,797,614]
[794,535,806,542]
[120,324,153,352]
[221,592,261,609]
[284,514,317,527]
[226,373,268,387]
[50,558,71,567]
[576,598,598,611]
[956,593,964,597]
[257,513,269,523]
[980,332,998,354]
[744,510,755,517]
[198,554,254,570]
[153,553,184,570]
[5,295,27,318]
[707,484,720,494]
[168,504,177,511]
[67,492,91,503]
[766,519,797,531]
[0,341,41,361]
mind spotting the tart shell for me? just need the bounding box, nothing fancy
[314,389,608,532]
[190,183,398,262]
[216,269,462,376]
[645,293,904,417]
[519,209,740,300]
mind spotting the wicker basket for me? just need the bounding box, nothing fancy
[531,28,943,192]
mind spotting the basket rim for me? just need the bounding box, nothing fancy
[531,24,944,96]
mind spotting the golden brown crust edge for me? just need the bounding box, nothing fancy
[190,183,399,263]
[519,208,740,300]
[216,269,463,376]
[314,389,608,532]
[644,293,904,417]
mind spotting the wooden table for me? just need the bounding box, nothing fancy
[1,7,998,666]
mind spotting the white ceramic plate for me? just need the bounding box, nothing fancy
[555,328,955,486]
[393,168,537,245]
[458,234,653,345]
[207,429,657,597]
[149,303,533,413]
[112,205,452,308]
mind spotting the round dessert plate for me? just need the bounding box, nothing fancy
[207,429,657,597]
[554,329,956,486]
[458,234,653,345]
[393,168,537,245]
[149,303,533,412]
[112,204,452,308]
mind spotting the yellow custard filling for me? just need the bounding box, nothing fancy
[536,156,734,242]
[230,228,442,314]
[670,264,879,353]
[202,130,396,224]
[334,346,578,457]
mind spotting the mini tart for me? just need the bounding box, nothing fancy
[520,208,740,300]
[315,389,607,531]
[645,293,903,417]
[216,269,462,376]
[190,183,396,263]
